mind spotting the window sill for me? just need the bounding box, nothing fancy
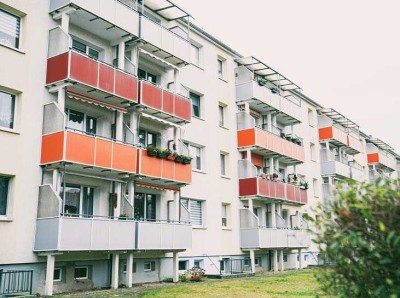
[192,115,205,122]
[190,63,204,71]
[192,169,206,175]
[220,175,230,180]
[0,43,25,55]
[219,125,229,130]
[192,226,207,230]
[0,217,13,222]
[0,127,20,135]
[222,227,232,231]
[218,77,228,83]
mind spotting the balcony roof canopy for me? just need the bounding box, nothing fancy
[235,56,301,91]
[140,0,192,21]
[367,137,395,152]
[318,108,359,130]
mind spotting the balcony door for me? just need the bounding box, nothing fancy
[66,109,97,135]
[134,193,156,221]
[61,184,94,217]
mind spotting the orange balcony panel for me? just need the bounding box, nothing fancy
[286,184,296,201]
[319,127,334,140]
[140,151,162,177]
[114,71,138,102]
[238,129,256,147]
[174,162,191,183]
[98,64,115,93]
[41,132,64,164]
[112,143,137,173]
[163,159,175,180]
[300,190,308,204]
[70,52,98,87]
[367,153,379,163]
[95,139,112,168]
[239,178,258,196]
[46,53,69,85]
[141,82,162,110]
[65,132,95,165]
[162,90,174,115]
[175,95,191,122]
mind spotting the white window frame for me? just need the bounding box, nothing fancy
[143,261,156,272]
[220,153,227,176]
[0,175,11,217]
[74,266,89,280]
[190,43,200,66]
[178,260,188,271]
[184,142,203,171]
[189,91,202,118]
[53,268,62,282]
[194,259,203,268]
[310,142,316,161]
[221,203,230,228]
[0,8,21,49]
[0,90,17,132]
[218,104,227,127]
[308,108,314,127]
[313,178,319,198]
[181,198,203,226]
[217,58,225,79]
[72,38,99,60]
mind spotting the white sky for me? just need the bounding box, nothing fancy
[174,0,400,153]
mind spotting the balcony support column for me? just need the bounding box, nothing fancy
[273,250,278,272]
[116,111,124,142]
[57,87,66,112]
[111,253,120,289]
[130,47,139,76]
[174,69,180,94]
[173,127,179,153]
[267,112,272,132]
[44,254,56,296]
[279,250,284,271]
[125,253,134,288]
[129,108,138,138]
[61,12,69,33]
[173,190,180,222]
[128,180,135,206]
[248,199,253,213]
[249,249,256,273]
[52,169,61,193]
[118,41,125,70]
[298,249,303,269]
[271,202,276,228]
[114,182,122,218]
[172,251,179,282]
[243,102,250,114]
[272,114,277,128]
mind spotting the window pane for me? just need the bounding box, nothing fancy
[54,268,62,281]
[62,184,81,215]
[67,109,84,131]
[86,116,97,135]
[190,92,200,117]
[74,267,88,279]
[178,261,187,270]
[146,194,156,221]
[0,9,20,48]
[217,59,223,78]
[220,154,226,176]
[88,48,99,60]
[0,176,9,215]
[72,39,86,54]
[219,106,224,126]
[190,200,202,225]
[82,187,94,217]
[0,91,15,129]
[134,193,145,220]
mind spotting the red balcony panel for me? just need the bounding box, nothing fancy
[286,184,296,201]
[98,64,115,93]
[300,189,308,204]
[115,71,138,102]
[251,153,264,168]
[238,129,256,147]
[70,52,98,87]
[46,53,69,85]
[140,151,162,177]
[95,139,112,168]
[367,153,379,163]
[175,95,191,122]
[319,127,334,140]
[112,143,137,173]
[162,90,175,115]
[65,132,96,165]
[141,82,162,110]
[41,132,64,164]
[239,177,258,196]
[175,162,191,183]
[275,182,285,199]
[163,159,175,180]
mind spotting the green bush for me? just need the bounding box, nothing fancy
[178,274,188,282]
[306,179,400,297]
[162,277,173,283]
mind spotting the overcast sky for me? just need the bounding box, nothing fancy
[174,0,400,152]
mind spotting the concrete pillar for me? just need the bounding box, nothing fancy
[269,157,274,175]
[173,127,179,152]
[111,253,120,289]
[57,87,66,111]
[114,183,122,218]
[118,41,125,70]
[271,202,276,228]
[61,13,69,32]
[174,69,180,93]
[273,250,278,272]
[172,252,179,282]
[272,115,277,128]
[52,169,61,193]
[44,254,56,296]
[267,112,272,132]
[116,111,124,142]
[298,249,303,269]
[249,250,256,273]
[248,199,253,213]
[279,250,284,271]
[130,47,139,76]
[129,109,138,137]
[125,253,133,288]
[244,102,250,114]
[173,191,180,222]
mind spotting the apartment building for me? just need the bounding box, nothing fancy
[0,0,398,296]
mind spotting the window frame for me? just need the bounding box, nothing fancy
[220,153,227,176]
[218,104,226,127]
[184,142,203,171]
[217,59,224,79]
[0,90,16,131]
[221,203,230,228]
[310,142,316,161]
[190,43,200,67]
[143,261,156,272]
[178,260,188,271]
[0,8,21,49]
[189,92,201,118]
[72,39,99,60]
[0,175,11,216]
[181,198,203,226]
[74,266,89,280]
[53,268,62,282]
[193,259,203,268]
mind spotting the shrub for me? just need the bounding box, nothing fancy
[306,179,400,297]
[178,274,188,282]
[184,267,206,282]
[162,277,173,283]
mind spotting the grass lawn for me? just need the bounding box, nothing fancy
[56,268,326,298]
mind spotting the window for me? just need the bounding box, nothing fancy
[0,91,15,129]
[310,142,316,161]
[66,109,97,135]
[194,259,203,268]
[220,153,227,176]
[181,199,203,226]
[304,254,309,261]
[138,68,157,84]
[60,184,94,216]
[219,104,225,127]
[134,193,156,221]
[189,92,201,117]
[72,39,99,59]
[139,129,157,147]
[0,176,10,216]
[178,260,188,271]
[221,204,230,227]
[184,143,202,171]
[144,261,156,272]
[308,108,314,127]
[0,9,20,49]
[313,178,319,197]
[283,255,288,262]
[217,59,224,79]
[255,258,261,266]
[122,261,137,273]
[53,268,62,282]
[74,266,89,279]
[190,44,200,66]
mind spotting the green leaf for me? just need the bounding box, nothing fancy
[379,221,386,232]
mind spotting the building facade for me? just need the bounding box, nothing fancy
[0,0,399,296]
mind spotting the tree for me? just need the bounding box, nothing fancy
[306,179,400,297]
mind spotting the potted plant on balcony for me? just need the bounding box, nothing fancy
[147,145,157,156]
[156,148,169,159]
[167,151,177,161]
[272,173,279,182]
[280,132,286,139]
[300,181,309,190]
[175,154,184,163]
[181,155,193,164]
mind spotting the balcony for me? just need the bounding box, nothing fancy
[137,149,192,188]
[140,15,191,66]
[320,150,365,182]
[367,152,397,172]
[138,80,191,124]
[49,0,140,40]
[319,125,363,155]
